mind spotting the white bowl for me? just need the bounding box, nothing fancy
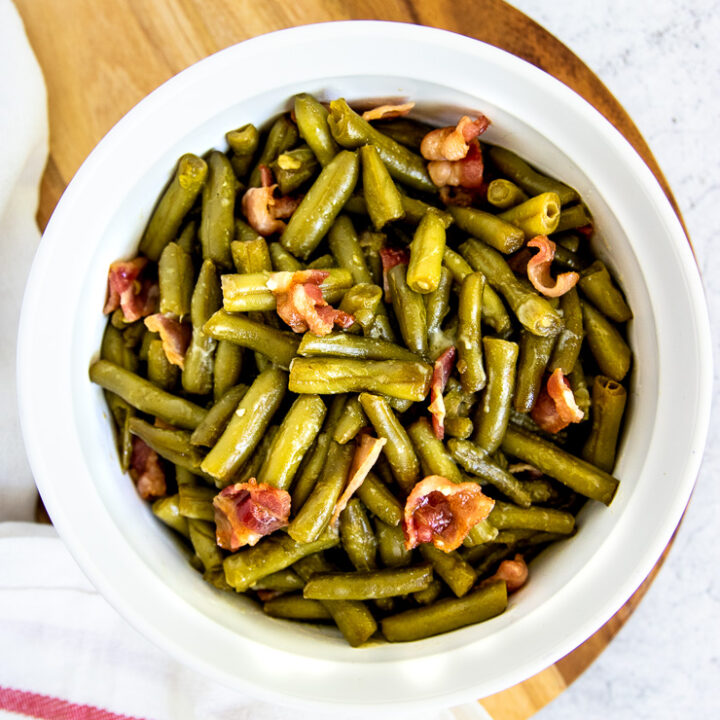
[17,21,712,712]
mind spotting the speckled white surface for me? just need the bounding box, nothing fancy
[505,1,720,716]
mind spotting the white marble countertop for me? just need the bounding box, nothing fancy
[505,1,720,716]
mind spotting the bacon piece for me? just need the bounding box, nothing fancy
[256,589,284,602]
[438,182,487,207]
[104,257,159,323]
[428,141,485,189]
[241,185,286,236]
[267,270,355,336]
[273,194,303,219]
[428,347,456,440]
[143,313,191,368]
[213,478,291,551]
[577,224,594,238]
[259,164,274,188]
[129,436,166,500]
[403,475,495,552]
[362,102,415,121]
[526,236,580,297]
[330,435,387,526]
[420,115,490,162]
[507,247,533,275]
[488,554,528,593]
[379,247,410,302]
[531,369,584,433]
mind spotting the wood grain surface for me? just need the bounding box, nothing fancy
[13,1,682,717]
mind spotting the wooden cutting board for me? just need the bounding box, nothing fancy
[13,1,683,716]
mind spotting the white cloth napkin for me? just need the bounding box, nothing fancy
[0,4,485,718]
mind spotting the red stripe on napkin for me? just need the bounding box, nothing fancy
[0,685,148,720]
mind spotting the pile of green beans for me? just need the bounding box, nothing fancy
[91,94,633,647]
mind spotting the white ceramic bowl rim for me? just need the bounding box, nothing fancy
[18,21,712,712]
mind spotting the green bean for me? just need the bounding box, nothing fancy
[175,465,196,488]
[235,423,278,482]
[360,144,405,229]
[408,417,463,483]
[461,239,563,337]
[548,288,583,375]
[509,409,568,443]
[581,301,632,382]
[387,264,428,356]
[337,283,383,334]
[257,395,326,491]
[419,544,477,597]
[121,321,146,349]
[263,595,333,621]
[304,565,433,600]
[223,528,339,592]
[178,483,216,521]
[304,254,334,270]
[213,340,244,400]
[399,193,452,227]
[448,439,532,508]
[333,396,367,444]
[249,114,298,187]
[191,385,248,447]
[128,417,204,474]
[140,153,208,261]
[147,338,179,391]
[291,433,332,511]
[297,332,417,362]
[457,271,486,392]
[356,231,384,284]
[101,324,138,372]
[359,393,420,494]
[554,244,588,272]
[188,519,223,572]
[290,358,432,401]
[176,220,197,254]
[200,367,287,483]
[554,203,592,233]
[230,235,271,274]
[517,477,557,504]
[269,242,303,271]
[582,376,627,473]
[501,426,619,505]
[579,261,632,323]
[356,472,403,526]
[280,150,359,260]
[198,151,236,269]
[489,146,578,205]
[486,178,529,209]
[445,416,474,439]
[449,206,525,254]
[226,123,259,179]
[488,500,575,535]
[251,569,305,592]
[413,578,443,605]
[557,233,581,253]
[514,331,555,412]
[381,580,507,642]
[90,360,206,429]
[221,268,352,312]
[375,519,412,567]
[498,192,561,238]
[327,214,373,283]
[373,117,433,150]
[152,494,189,538]
[270,145,318,195]
[294,93,340,166]
[406,208,447,293]
[340,499,377,571]
[425,267,452,350]
[203,311,299,369]
[158,242,193,319]
[328,99,435,193]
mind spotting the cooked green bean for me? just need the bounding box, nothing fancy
[581,301,632,382]
[158,242,193,319]
[498,192,561,238]
[178,483,216,521]
[375,519,412,567]
[291,433,332,511]
[514,330,555,413]
[251,568,305,592]
[419,544,477,597]
[501,426,619,505]
[333,396,367,444]
[328,214,373,284]
[199,151,236,269]
[445,416,474,439]
[407,208,447,293]
[152,494,189,538]
[360,144,405,230]
[101,324,138,372]
[290,358,431,401]
[176,220,196,254]
[230,235,272,274]
[426,267,452,352]
[381,580,507,642]
[263,595,333,621]
[548,288,583,375]
[356,473,403,526]
[582,376,627,472]
[457,271,486,393]
[399,193,452,227]
[554,244,587,272]
[269,241,303,271]
[486,178,529,209]
[213,340,244,400]
[488,500,575,535]
[579,261,632,323]
[226,123,259,179]
[338,283,384,334]
[147,338,179,390]
[388,264,428,357]
[408,417,463,483]
[140,153,208,261]
[373,117,433,149]
[306,254,336,270]
[554,203,592,233]
[461,239,563,338]
[298,332,417,362]
[280,150,359,260]
[128,417,204,474]
[294,93,340,166]
[270,145,318,195]
[340,499,377,571]
[304,565,433,600]
[249,114,298,187]
[257,395,326,491]
[449,206,525,254]
[191,385,248,447]
[188,519,224,571]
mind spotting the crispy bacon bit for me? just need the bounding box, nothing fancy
[330,435,387,525]
[259,164,274,188]
[577,224,594,238]
[104,257,159,323]
[526,236,580,297]
[531,369,584,433]
[420,115,490,162]
[403,475,495,552]
[256,589,284,602]
[213,478,291,551]
[428,140,485,189]
[143,313,191,368]
[362,102,415,121]
[439,183,487,207]
[267,270,355,336]
[379,247,410,302]
[488,554,528,593]
[129,436,166,500]
[241,186,286,236]
[428,347,456,439]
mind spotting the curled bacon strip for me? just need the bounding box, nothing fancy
[531,368,584,433]
[330,434,387,526]
[213,478,291,551]
[420,115,490,162]
[403,475,495,552]
[143,313,191,368]
[242,186,286,237]
[129,436,166,500]
[428,140,485,189]
[379,247,410,302]
[258,164,274,188]
[488,554,528,593]
[104,257,159,323]
[362,102,415,121]
[267,270,354,336]
[526,236,579,297]
[428,347,457,440]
